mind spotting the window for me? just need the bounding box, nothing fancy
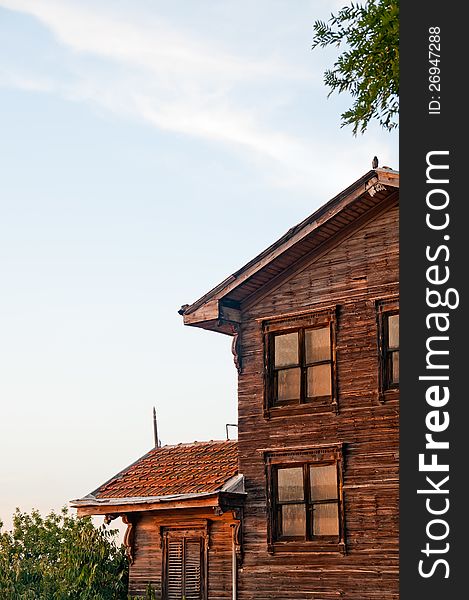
[377,299,399,398]
[264,309,337,414]
[163,530,205,600]
[266,446,345,553]
[385,313,399,386]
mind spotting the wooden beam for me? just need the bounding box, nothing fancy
[219,304,241,323]
[74,492,246,517]
[183,299,219,325]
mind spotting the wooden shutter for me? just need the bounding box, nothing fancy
[165,534,203,600]
[166,540,183,600]
[184,540,202,600]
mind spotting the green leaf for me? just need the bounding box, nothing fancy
[312,0,399,134]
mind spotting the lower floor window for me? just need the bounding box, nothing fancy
[164,532,204,600]
[266,446,345,552]
[276,463,339,539]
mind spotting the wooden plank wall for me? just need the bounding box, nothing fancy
[237,203,399,600]
[128,514,162,598]
[206,519,234,599]
[128,511,235,599]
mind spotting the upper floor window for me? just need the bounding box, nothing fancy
[266,446,345,553]
[377,298,399,399]
[385,313,399,386]
[263,309,337,414]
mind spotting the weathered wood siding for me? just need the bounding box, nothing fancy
[128,511,235,599]
[237,201,399,599]
[129,513,162,597]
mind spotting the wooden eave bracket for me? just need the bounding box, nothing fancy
[182,300,243,371]
[122,514,135,564]
[231,508,244,566]
[366,180,387,197]
[367,169,399,197]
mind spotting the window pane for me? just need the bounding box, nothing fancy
[391,351,399,384]
[313,503,339,536]
[277,368,300,401]
[310,464,337,501]
[277,467,304,501]
[388,314,399,349]
[305,327,330,363]
[281,504,306,537]
[274,332,299,367]
[307,364,331,397]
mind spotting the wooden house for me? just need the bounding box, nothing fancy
[73,167,399,599]
[73,440,245,598]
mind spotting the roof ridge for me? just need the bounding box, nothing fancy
[154,439,237,449]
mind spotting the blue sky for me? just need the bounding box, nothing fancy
[0,0,398,529]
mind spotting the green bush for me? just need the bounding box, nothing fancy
[0,507,128,599]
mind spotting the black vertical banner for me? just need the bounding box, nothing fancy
[400,2,466,599]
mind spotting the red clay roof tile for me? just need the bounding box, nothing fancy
[92,440,238,499]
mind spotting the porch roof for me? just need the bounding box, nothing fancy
[71,440,242,512]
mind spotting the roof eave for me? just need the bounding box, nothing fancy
[71,490,221,508]
[72,490,246,517]
[180,169,399,332]
[71,474,245,516]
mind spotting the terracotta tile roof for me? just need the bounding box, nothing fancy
[92,440,238,499]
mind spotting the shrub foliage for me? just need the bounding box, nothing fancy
[0,508,128,599]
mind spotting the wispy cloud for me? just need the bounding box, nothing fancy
[2,0,308,81]
[0,0,396,192]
